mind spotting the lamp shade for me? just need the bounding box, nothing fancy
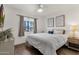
[71,25,78,32]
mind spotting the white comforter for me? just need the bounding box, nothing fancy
[26,33,68,55]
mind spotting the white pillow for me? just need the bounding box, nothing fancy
[54,30,64,34]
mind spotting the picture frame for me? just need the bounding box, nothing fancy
[55,15,65,27]
[48,18,54,27]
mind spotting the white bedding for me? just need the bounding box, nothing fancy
[26,33,68,55]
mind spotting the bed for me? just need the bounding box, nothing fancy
[26,33,68,55]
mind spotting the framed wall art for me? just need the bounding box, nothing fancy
[48,18,54,27]
[55,15,65,27]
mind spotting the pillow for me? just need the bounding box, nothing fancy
[63,30,65,34]
[48,31,54,34]
[54,29,65,34]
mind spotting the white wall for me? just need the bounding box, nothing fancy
[3,5,45,45]
[37,17,46,33]
[4,5,24,45]
[44,8,79,37]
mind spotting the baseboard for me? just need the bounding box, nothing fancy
[14,43,25,47]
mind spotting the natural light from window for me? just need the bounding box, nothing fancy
[24,17,34,32]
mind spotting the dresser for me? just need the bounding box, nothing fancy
[66,37,79,51]
[0,40,14,55]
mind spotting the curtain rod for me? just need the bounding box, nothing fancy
[16,14,37,19]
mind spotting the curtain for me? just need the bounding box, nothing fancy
[34,18,37,33]
[18,16,24,36]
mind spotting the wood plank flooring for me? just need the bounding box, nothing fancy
[14,43,42,55]
[57,46,79,55]
[14,43,79,55]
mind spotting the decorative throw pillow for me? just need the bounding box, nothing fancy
[48,31,54,34]
[54,29,65,34]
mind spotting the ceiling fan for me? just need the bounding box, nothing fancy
[37,4,44,13]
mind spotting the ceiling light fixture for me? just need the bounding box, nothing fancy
[37,4,44,13]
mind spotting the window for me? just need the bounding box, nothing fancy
[24,17,34,32]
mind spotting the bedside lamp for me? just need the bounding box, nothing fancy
[71,25,78,38]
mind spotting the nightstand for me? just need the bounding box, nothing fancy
[67,37,79,51]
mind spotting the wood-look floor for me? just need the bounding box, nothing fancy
[57,46,79,55]
[14,43,79,55]
[14,43,42,55]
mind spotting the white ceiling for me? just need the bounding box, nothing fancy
[6,4,79,17]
